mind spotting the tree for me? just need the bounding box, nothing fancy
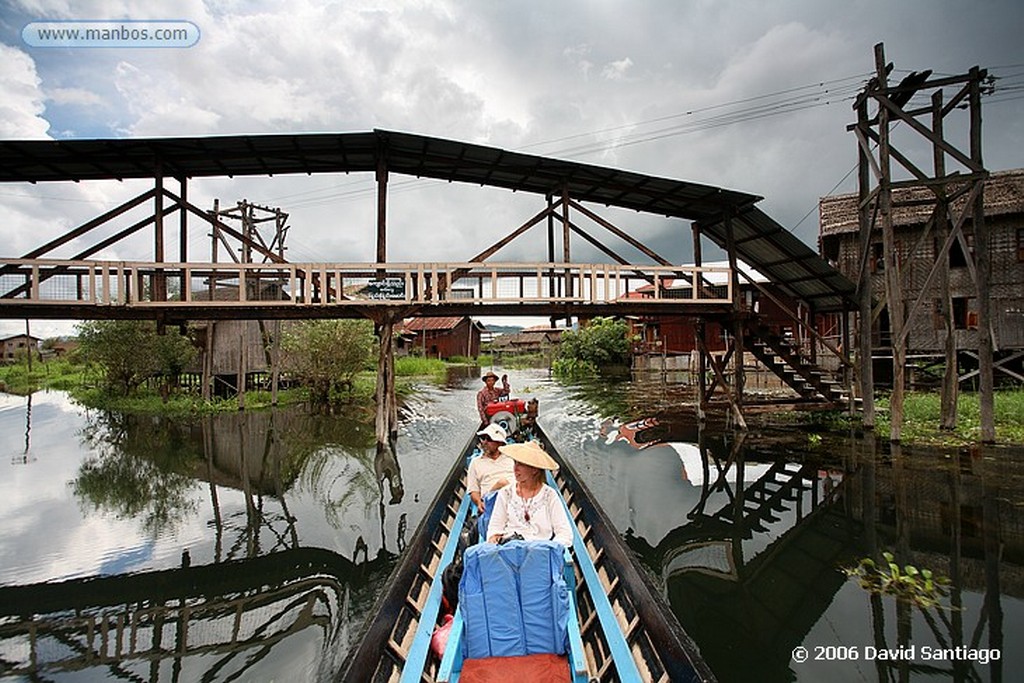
[553,317,633,376]
[76,320,196,396]
[281,319,375,409]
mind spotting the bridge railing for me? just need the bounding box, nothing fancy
[0,259,732,307]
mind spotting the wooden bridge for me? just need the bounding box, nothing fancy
[0,258,733,320]
[0,129,861,427]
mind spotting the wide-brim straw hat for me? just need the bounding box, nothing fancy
[481,371,499,381]
[499,441,559,471]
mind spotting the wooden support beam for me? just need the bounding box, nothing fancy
[547,194,556,327]
[971,66,994,443]
[179,177,188,262]
[562,185,572,306]
[2,188,156,273]
[693,223,706,422]
[376,146,388,266]
[698,333,746,430]
[568,200,674,267]
[857,81,876,429]
[467,204,555,264]
[958,350,1024,383]
[723,209,745,418]
[875,42,907,443]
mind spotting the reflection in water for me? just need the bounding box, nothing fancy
[3,373,1022,682]
[0,547,383,682]
[1,398,418,681]
[650,433,1020,683]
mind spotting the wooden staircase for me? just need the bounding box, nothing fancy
[743,320,849,406]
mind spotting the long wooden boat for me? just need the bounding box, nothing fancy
[339,422,715,682]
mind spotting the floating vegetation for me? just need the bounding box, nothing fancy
[844,552,952,609]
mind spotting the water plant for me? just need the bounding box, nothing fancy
[844,552,952,609]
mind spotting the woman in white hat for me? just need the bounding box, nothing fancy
[485,441,573,546]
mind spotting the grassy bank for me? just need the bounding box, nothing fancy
[875,390,1024,445]
[0,358,89,395]
[0,355,448,416]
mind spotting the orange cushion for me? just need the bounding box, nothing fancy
[459,653,569,683]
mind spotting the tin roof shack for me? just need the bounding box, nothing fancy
[400,316,484,360]
[489,326,565,357]
[820,170,1024,369]
[1,334,42,363]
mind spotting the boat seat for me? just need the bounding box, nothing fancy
[458,540,570,659]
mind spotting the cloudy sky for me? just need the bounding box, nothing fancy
[1,0,1022,337]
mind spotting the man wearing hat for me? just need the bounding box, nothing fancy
[486,441,573,546]
[467,423,514,515]
[476,370,510,424]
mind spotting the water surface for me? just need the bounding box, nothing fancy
[1,371,1021,682]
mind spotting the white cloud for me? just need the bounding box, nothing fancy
[1,0,1023,341]
[46,86,103,106]
[601,57,633,81]
[0,44,50,138]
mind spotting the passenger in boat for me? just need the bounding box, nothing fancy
[486,441,573,546]
[476,370,510,424]
[467,423,514,514]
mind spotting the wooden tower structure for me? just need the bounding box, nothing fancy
[851,43,993,441]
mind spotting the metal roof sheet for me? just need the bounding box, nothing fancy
[700,207,857,312]
[0,129,760,223]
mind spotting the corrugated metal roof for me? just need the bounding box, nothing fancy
[403,316,466,331]
[700,207,857,312]
[0,129,759,223]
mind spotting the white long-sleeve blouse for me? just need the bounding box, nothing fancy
[486,483,573,546]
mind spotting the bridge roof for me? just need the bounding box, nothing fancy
[700,207,857,312]
[0,129,857,311]
[0,129,759,223]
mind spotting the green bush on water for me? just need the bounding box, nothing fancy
[844,552,952,609]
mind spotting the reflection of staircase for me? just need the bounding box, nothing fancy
[710,461,814,538]
[744,321,848,405]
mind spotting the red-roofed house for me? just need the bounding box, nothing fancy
[625,261,800,355]
[400,316,485,359]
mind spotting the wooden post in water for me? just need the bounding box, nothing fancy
[933,91,958,430]
[723,209,747,430]
[970,67,995,443]
[372,310,402,450]
[873,43,907,443]
[237,331,246,410]
[855,93,876,430]
[692,224,707,422]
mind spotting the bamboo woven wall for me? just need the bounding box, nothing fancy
[820,170,1024,352]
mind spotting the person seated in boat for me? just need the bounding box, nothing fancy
[486,441,573,546]
[467,423,514,515]
[476,370,510,425]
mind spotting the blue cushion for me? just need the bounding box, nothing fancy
[476,489,499,541]
[458,540,570,659]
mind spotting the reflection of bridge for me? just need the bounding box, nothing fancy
[0,548,384,681]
